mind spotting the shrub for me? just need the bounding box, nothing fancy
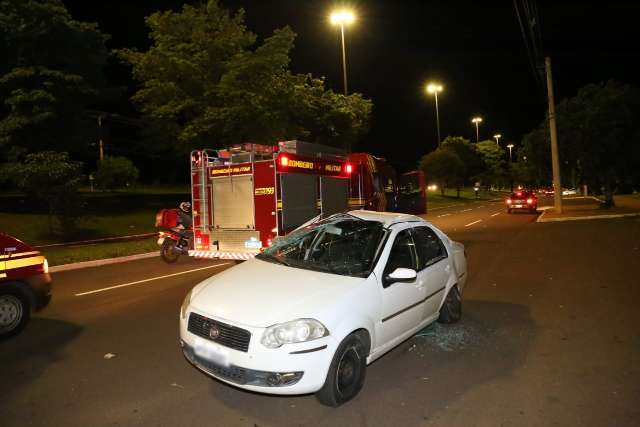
[94,156,139,190]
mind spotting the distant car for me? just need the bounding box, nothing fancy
[1,233,52,339]
[179,211,467,406]
[506,191,538,213]
[562,188,577,196]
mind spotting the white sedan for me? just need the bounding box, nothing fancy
[179,211,467,406]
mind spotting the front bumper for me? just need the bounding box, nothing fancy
[179,308,336,395]
[25,273,52,310]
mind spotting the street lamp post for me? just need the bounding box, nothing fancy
[471,117,483,142]
[426,83,443,147]
[493,133,502,146]
[330,10,355,95]
[507,143,514,162]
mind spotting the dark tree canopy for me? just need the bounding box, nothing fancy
[0,0,110,160]
[119,0,372,151]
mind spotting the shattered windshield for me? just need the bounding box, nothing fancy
[256,215,387,278]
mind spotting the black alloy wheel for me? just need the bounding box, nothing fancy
[316,332,368,407]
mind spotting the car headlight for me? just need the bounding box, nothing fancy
[180,289,193,320]
[261,319,329,349]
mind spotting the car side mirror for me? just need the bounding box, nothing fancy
[384,267,417,286]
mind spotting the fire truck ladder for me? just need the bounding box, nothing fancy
[190,150,218,250]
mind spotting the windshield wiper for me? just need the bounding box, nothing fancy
[257,252,291,267]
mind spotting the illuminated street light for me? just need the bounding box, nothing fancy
[426,83,443,147]
[471,117,483,142]
[507,143,514,162]
[330,9,356,95]
[493,133,502,146]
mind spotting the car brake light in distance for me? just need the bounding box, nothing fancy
[506,199,512,204]
[527,198,533,204]
[516,192,522,196]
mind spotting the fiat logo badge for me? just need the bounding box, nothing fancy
[209,326,220,339]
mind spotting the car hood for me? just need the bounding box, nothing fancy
[190,258,365,327]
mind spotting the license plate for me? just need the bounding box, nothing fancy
[514,204,523,208]
[194,338,230,367]
[157,237,165,245]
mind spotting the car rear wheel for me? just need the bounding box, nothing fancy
[316,332,368,407]
[438,285,462,324]
[0,289,30,339]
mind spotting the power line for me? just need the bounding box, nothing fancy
[513,0,544,94]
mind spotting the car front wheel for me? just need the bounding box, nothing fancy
[316,332,368,407]
[0,289,30,339]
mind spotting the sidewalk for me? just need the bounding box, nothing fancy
[537,195,640,222]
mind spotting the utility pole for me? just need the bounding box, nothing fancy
[98,115,104,162]
[340,23,348,95]
[545,57,562,213]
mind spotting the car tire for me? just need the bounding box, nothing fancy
[438,285,461,324]
[316,332,368,407]
[160,239,180,263]
[0,288,31,339]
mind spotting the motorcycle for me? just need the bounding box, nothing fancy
[155,208,192,263]
[157,228,192,263]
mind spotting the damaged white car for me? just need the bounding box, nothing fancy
[179,211,467,406]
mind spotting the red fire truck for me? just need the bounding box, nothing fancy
[188,141,355,260]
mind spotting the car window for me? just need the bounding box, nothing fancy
[256,215,386,278]
[412,226,447,270]
[383,229,416,277]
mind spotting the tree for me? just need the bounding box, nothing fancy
[521,80,640,206]
[441,136,483,187]
[119,0,371,151]
[0,0,110,160]
[475,140,507,190]
[6,151,84,232]
[94,156,139,190]
[419,148,465,196]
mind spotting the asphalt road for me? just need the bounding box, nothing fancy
[2,198,639,427]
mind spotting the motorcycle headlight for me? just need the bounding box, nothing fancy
[261,319,329,349]
[180,289,193,320]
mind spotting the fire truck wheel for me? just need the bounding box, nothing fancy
[160,240,180,263]
[0,288,31,339]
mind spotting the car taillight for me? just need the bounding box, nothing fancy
[506,199,512,204]
[279,155,289,167]
[526,198,533,204]
[345,163,353,174]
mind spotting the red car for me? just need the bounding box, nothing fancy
[506,191,538,214]
[1,233,52,338]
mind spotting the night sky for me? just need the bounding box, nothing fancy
[63,0,640,171]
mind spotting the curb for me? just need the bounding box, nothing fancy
[537,212,640,223]
[49,251,158,273]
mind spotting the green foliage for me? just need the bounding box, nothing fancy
[475,140,507,189]
[521,80,640,204]
[441,136,483,186]
[94,156,140,190]
[419,148,465,195]
[0,0,109,159]
[119,0,371,150]
[5,151,84,232]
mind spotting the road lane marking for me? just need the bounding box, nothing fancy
[464,219,482,227]
[460,209,473,212]
[75,263,232,296]
[437,213,451,217]
[491,212,500,217]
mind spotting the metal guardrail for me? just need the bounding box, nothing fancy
[34,233,156,249]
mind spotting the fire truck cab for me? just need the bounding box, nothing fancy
[1,233,52,338]
[188,141,355,260]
